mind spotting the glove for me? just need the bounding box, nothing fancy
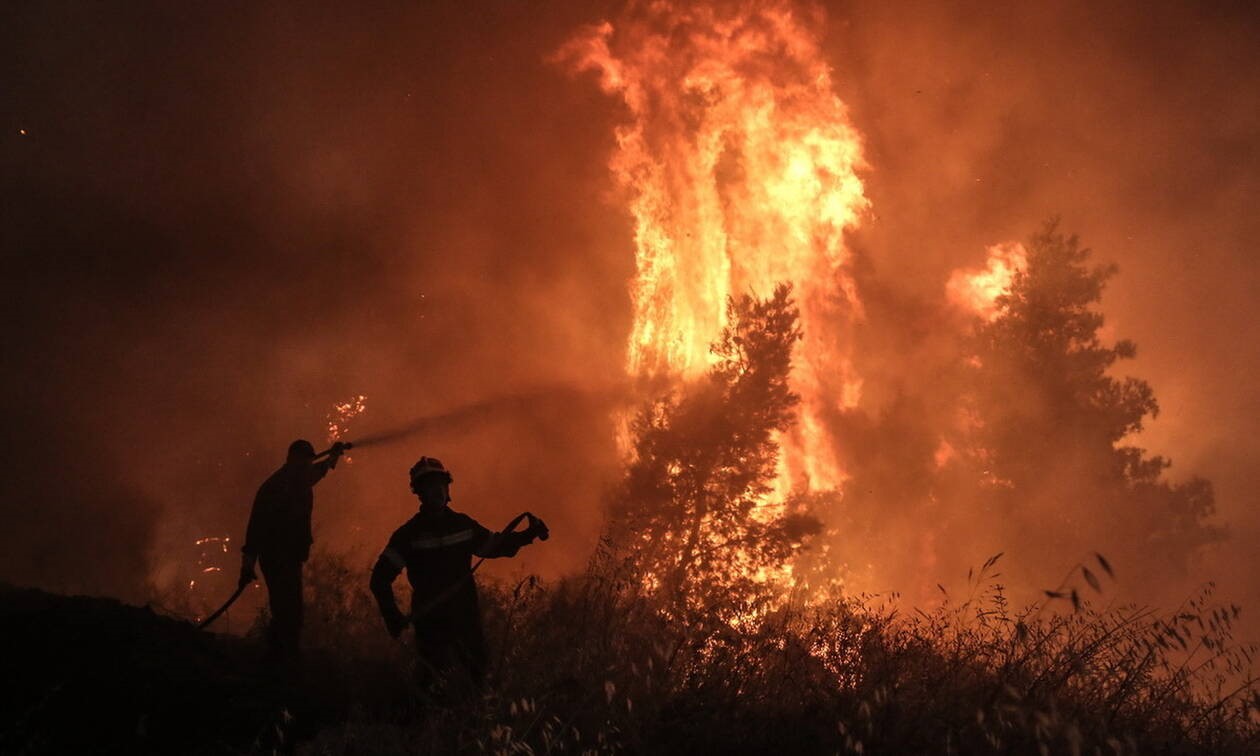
[383,611,409,639]
[238,554,258,590]
[327,441,348,469]
[527,514,550,542]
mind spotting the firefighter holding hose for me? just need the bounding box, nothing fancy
[237,439,347,667]
[370,457,548,692]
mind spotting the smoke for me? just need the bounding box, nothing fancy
[559,0,1258,618]
[0,0,632,609]
[816,1,1260,616]
[1,0,1256,632]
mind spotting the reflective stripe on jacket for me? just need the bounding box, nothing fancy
[370,507,532,626]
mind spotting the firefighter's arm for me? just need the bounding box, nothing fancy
[307,459,333,486]
[369,546,409,637]
[473,514,548,558]
[307,443,348,485]
[238,553,258,589]
[239,494,266,588]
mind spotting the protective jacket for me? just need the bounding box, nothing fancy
[371,507,533,626]
[242,460,332,563]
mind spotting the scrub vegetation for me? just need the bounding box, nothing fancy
[299,227,1253,755]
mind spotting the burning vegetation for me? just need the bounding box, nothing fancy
[558,0,867,502]
[267,250,1251,752]
[555,0,1227,612]
[2,0,1257,753]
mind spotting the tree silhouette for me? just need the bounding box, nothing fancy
[957,220,1223,578]
[610,284,820,614]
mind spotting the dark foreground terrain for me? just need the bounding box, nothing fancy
[2,560,1257,755]
[0,583,405,754]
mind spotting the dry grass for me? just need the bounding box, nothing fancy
[288,550,1257,755]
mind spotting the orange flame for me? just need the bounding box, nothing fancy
[946,242,1027,321]
[562,1,868,497]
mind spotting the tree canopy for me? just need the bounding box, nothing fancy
[958,220,1223,579]
[611,284,819,615]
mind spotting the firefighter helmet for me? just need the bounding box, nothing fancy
[409,456,453,485]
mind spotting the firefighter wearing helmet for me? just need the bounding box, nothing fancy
[370,456,547,692]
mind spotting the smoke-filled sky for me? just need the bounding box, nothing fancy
[2,1,1256,623]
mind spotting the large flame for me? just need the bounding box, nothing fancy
[562,1,868,497]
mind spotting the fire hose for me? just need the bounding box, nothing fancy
[196,583,247,631]
[407,510,549,625]
[311,441,352,461]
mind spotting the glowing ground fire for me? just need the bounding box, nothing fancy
[561,1,869,500]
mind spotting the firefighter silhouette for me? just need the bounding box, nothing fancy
[239,439,346,666]
[370,456,547,692]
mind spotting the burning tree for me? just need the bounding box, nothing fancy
[954,221,1224,581]
[559,0,868,500]
[610,284,820,618]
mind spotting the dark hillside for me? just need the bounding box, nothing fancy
[0,584,351,754]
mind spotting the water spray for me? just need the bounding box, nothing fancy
[337,383,633,453]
